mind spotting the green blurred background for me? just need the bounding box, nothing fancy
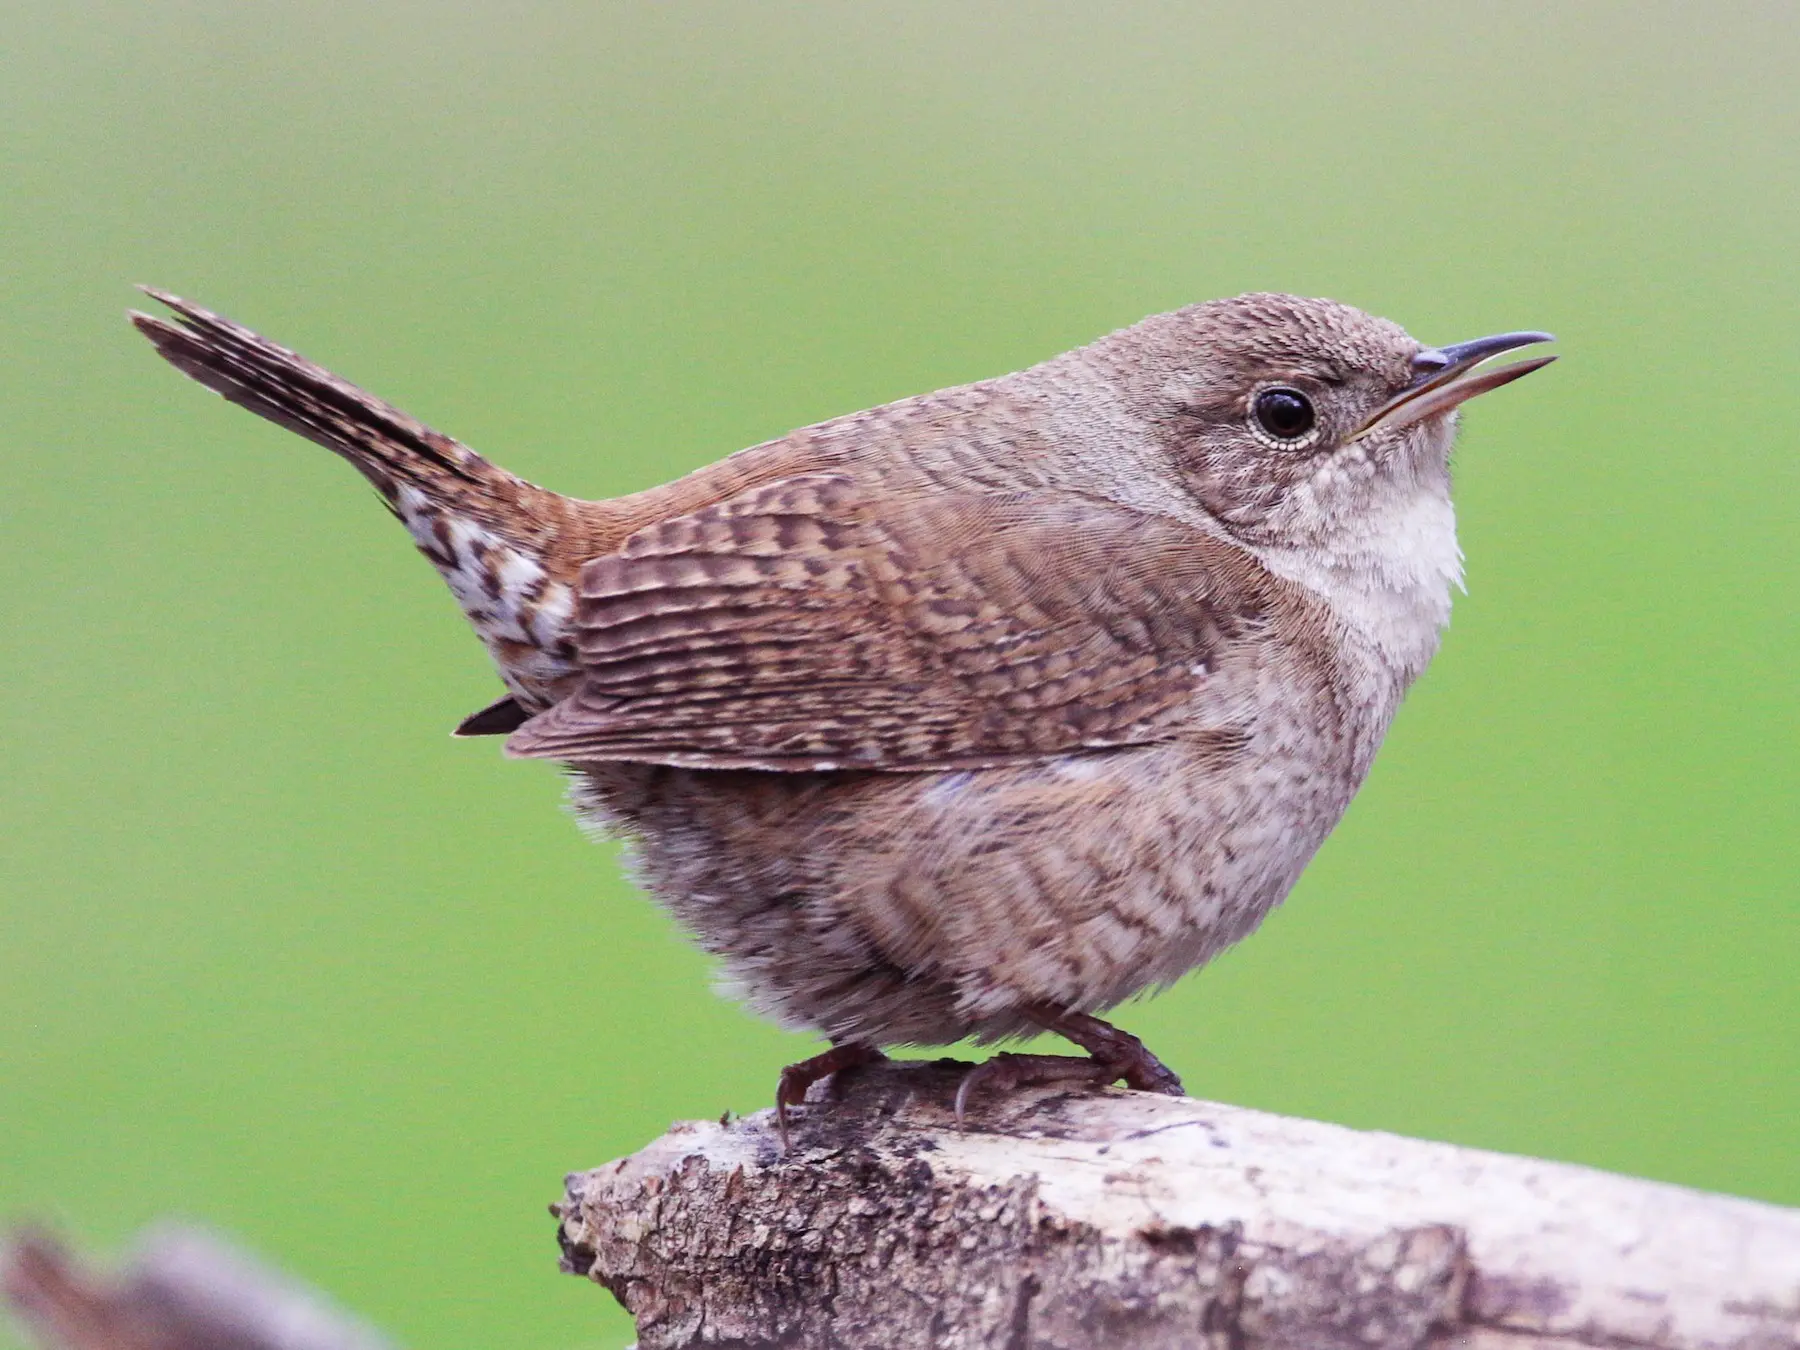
[3,2,1796,1345]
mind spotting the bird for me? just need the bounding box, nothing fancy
[131,289,1553,1133]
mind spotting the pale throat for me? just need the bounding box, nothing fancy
[1255,488,1463,688]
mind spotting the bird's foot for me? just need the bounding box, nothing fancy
[953,1053,1115,1127]
[1029,1006,1186,1096]
[954,1008,1185,1127]
[774,1041,887,1150]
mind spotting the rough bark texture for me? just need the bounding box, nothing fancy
[555,1059,1800,1350]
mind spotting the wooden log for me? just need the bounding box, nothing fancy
[10,1059,1797,1349]
[555,1058,1800,1349]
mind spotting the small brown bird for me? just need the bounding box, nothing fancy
[132,291,1552,1127]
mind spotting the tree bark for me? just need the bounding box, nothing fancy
[555,1058,1800,1350]
[10,1061,1798,1350]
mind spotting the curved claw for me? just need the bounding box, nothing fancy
[953,1053,1115,1130]
[952,1059,1000,1129]
[772,1043,886,1151]
[1122,1056,1185,1096]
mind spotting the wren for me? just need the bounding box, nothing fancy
[133,291,1553,1131]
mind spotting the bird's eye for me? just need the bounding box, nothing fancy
[1252,387,1316,442]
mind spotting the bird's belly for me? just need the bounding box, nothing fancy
[572,723,1364,1047]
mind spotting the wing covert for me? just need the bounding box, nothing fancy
[505,475,1275,770]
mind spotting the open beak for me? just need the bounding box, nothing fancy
[1357,331,1556,437]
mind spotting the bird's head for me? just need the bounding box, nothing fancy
[1117,292,1554,557]
[1059,292,1554,676]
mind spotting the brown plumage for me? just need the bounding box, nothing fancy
[131,289,1552,1120]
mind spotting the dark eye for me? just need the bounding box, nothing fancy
[1253,387,1315,441]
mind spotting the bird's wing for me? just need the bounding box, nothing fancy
[505,474,1280,771]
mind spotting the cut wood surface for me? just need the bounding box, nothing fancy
[555,1058,1800,1350]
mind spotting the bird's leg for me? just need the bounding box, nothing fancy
[954,1007,1185,1126]
[1029,1006,1186,1096]
[775,1041,887,1150]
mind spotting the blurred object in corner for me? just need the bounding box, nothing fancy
[2,1225,393,1350]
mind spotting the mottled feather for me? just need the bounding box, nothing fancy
[129,291,605,704]
[505,475,1280,770]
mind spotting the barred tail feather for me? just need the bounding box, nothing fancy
[129,288,511,505]
[132,289,585,712]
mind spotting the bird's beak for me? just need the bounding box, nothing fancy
[1356,331,1556,437]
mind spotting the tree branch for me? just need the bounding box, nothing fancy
[11,1060,1797,1349]
[555,1058,1800,1349]
[2,1225,393,1350]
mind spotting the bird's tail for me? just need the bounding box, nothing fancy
[130,289,537,513]
[131,290,583,722]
